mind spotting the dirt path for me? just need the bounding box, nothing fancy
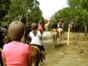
[42,31,88,66]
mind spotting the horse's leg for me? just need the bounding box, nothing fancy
[54,34,55,48]
[46,25,48,31]
[55,32,57,45]
[59,31,61,40]
[34,53,40,66]
[53,33,56,48]
[46,25,47,31]
[61,31,63,40]
[52,33,54,48]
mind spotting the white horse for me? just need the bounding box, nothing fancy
[58,28,63,40]
[51,29,58,48]
[44,23,49,31]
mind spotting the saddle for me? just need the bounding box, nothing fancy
[29,44,42,54]
[52,29,58,32]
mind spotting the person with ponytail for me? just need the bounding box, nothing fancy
[29,23,46,60]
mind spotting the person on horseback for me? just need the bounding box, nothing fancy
[44,19,49,31]
[57,19,64,32]
[29,23,46,60]
[68,19,74,32]
[37,21,43,36]
[52,20,58,31]
[51,20,58,48]
[2,21,32,66]
[51,20,58,36]
[57,19,64,40]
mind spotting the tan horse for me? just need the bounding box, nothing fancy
[30,45,43,66]
[44,23,49,31]
[58,28,63,40]
[51,29,58,48]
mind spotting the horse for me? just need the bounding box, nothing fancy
[58,28,63,40]
[51,29,58,48]
[24,24,31,44]
[44,23,49,31]
[30,45,43,66]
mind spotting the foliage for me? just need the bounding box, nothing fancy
[0,0,11,21]
[3,0,44,24]
[49,0,88,32]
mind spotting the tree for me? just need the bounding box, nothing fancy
[49,0,88,32]
[0,0,11,22]
[7,0,43,24]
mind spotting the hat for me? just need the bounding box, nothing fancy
[8,21,24,40]
[31,23,38,30]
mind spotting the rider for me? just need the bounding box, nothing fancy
[29,23,46,60]
[51,20,58,36]
[52,20,58,30]
[68,19,74,32]
[68,19,74,28]
[37,21,43,36]
[2,21,32,66]
[57,19,64,31]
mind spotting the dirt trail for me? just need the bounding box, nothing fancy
[42,31,88,66]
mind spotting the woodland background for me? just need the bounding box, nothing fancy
[0,0,88,32]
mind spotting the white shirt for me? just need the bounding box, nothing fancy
[29,31,42,46]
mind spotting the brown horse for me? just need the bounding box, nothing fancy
[30,45,43,66]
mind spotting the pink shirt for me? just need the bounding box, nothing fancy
[37,24,43,31]
[2,41,32,66]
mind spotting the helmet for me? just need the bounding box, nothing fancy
[8,21,24,40]
[31,23,38,30]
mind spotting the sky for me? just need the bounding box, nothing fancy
[37,0,68,19]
